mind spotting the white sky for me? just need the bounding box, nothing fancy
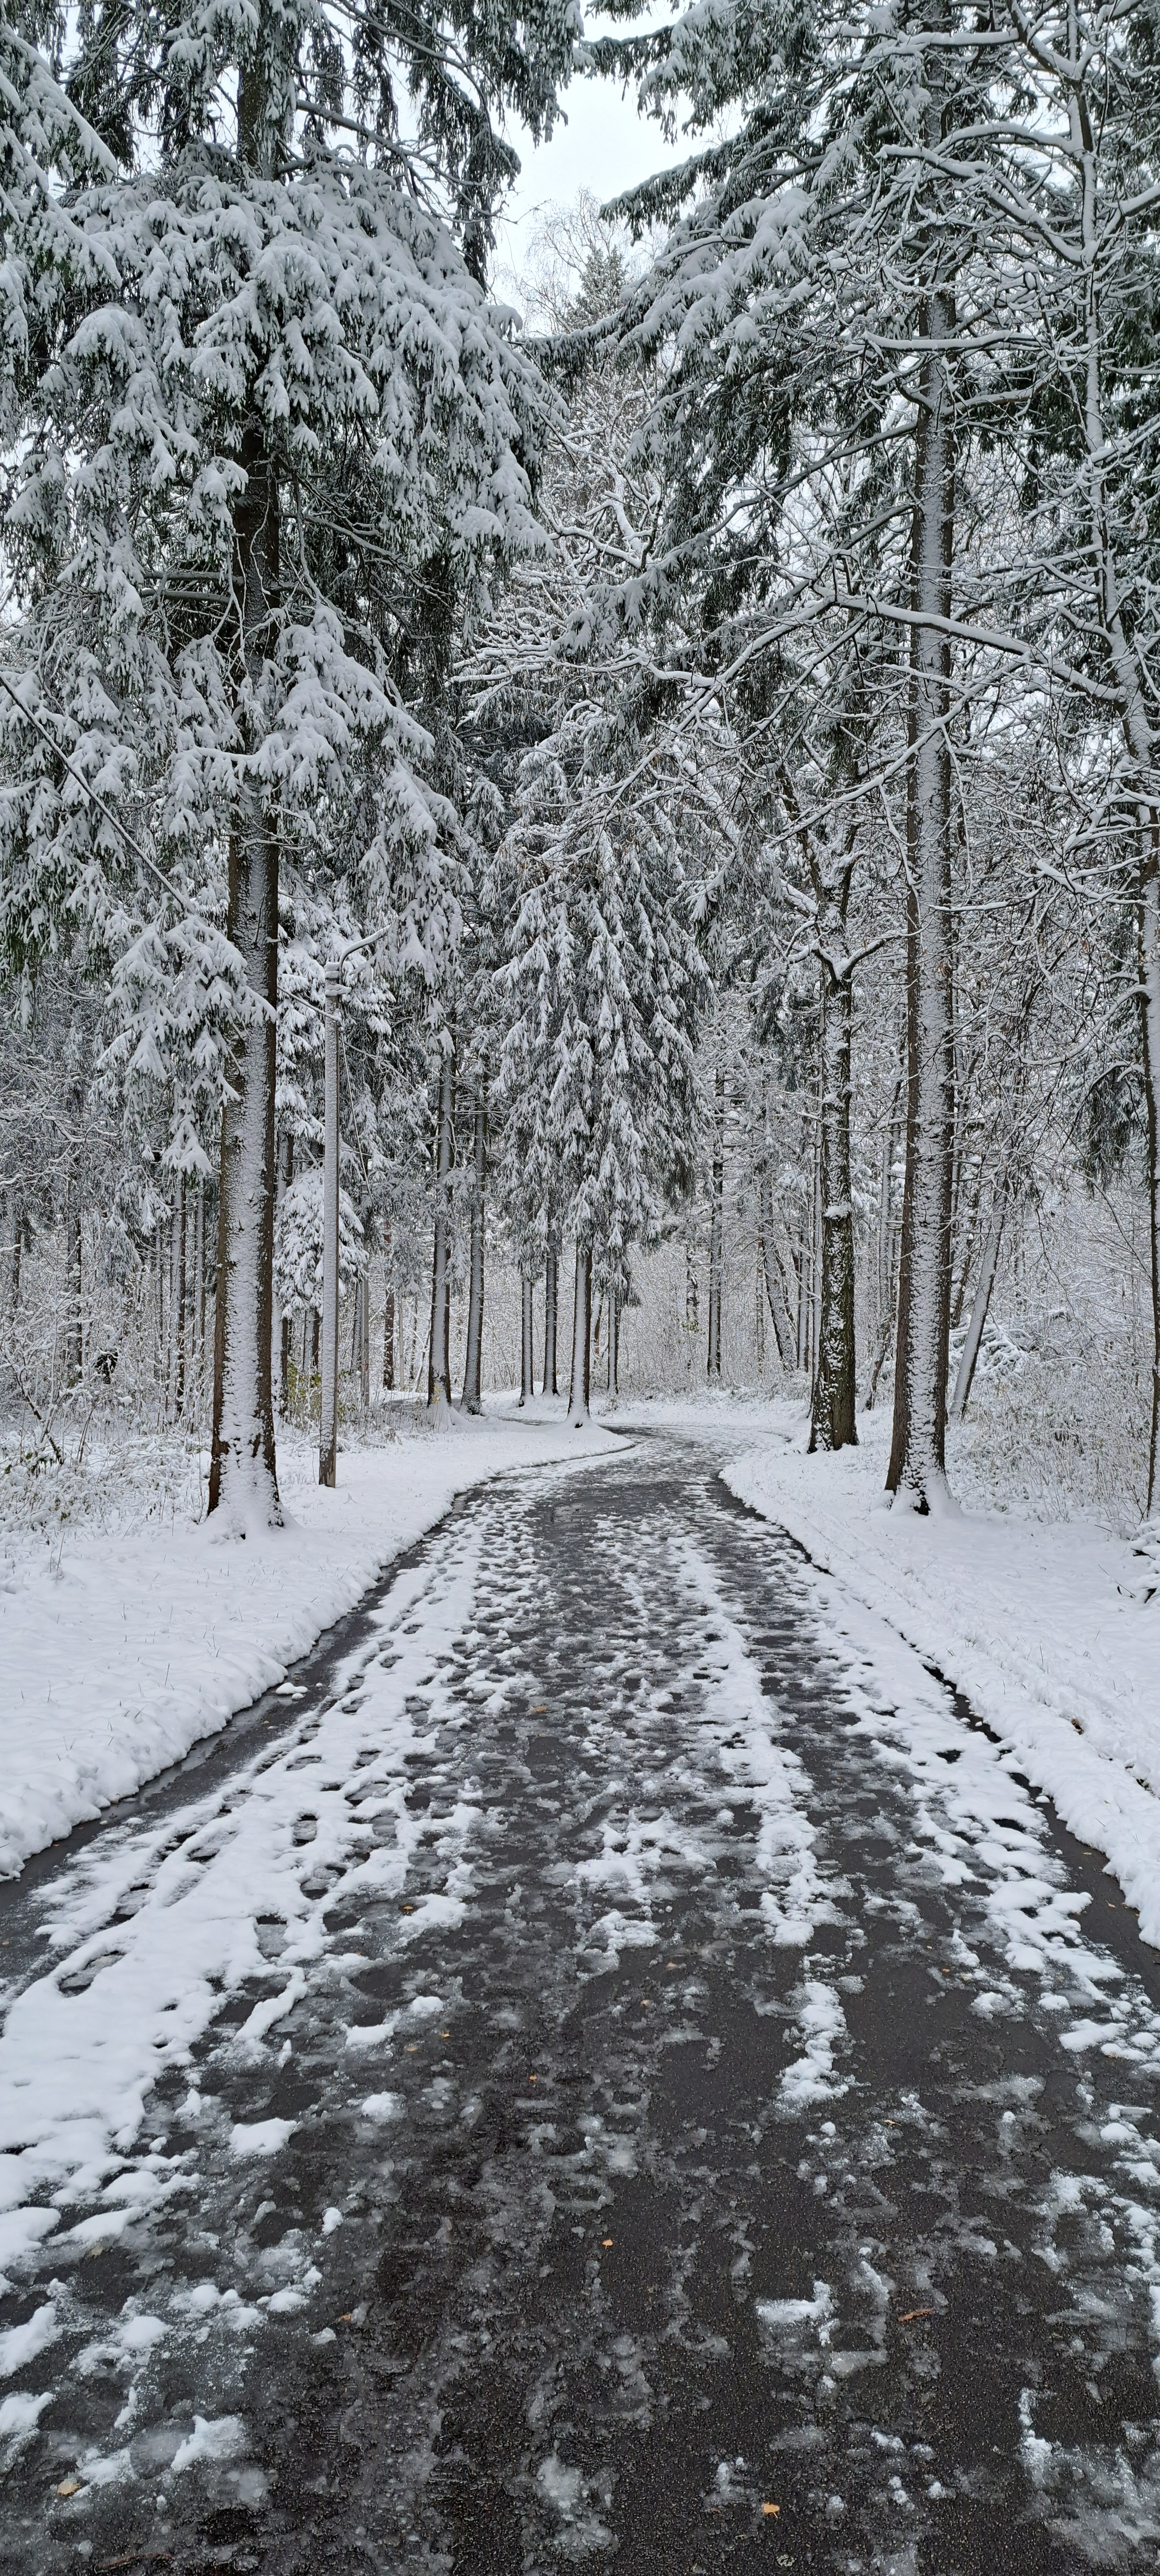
[492,12,685,286]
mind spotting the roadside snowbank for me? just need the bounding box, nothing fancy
[621,1396,1160,1944]
[0,1405,618,1878]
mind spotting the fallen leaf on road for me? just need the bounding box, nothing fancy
[55,2479,83,2497]
[761,2502,780,2516]
[602,2237,614,2248]
[899,2308,935,2323]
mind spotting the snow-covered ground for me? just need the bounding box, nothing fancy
[620,1393,1160,1945]
[0,1404,619,1879]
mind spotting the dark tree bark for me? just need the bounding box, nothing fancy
[809,871,858,1452]
[209,413,282,1526]
[758,1182,795,1368]
[461,1095,485,1414]
[383,1228,396,1392]
[887,288,957,1510]
[277,1132,293,1415]
[174,1172,187,1417]
[428,1048,454,1408]
[519,1273,535,1405]
[707,1065,725,1381]
[568,1244,592,1425]
[542,1246,558,1397]
[65,1170,82,1385]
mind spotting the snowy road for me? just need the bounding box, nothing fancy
[5,1436,1160,2574]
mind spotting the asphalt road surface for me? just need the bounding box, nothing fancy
[3,1434,1160,2576]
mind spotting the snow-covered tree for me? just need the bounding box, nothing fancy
[0,0,577,1528]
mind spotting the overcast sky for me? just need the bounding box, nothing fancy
[492,13,684,285]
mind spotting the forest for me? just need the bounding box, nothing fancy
[1,0,1157,1549]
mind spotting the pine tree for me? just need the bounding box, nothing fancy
[0,0,577,1529]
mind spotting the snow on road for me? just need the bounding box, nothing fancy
[3,1431,1160,2566]
[0,1406,619,1878]
[621,1394,1160,1947]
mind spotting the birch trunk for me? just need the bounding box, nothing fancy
[886,288,957,1511]
[209,413,281,1528]
[427,1048,454,1408]
[568,1244,592,1426]
[543,1246,558,1397]
[461,1098,485,1415]
[707,1064,724,1380]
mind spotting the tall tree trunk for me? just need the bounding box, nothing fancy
[174,1172,187,1417]
[196,1180,206,1361]
[519,1272,535,1406]
[811,907,857,1451]
[887,288,957,1511]
[209,416,281,1528]
[542,1245,558,1397]
[950,1178,1006,1422]
[65,1169,82,1386]
[461,1096,485,1414]
[568,1244,592,1426]
[428,1048,454,1408]
[609,1285,620,1395]
[758,1179,794,1367]
[382,1229,395,1393]
[1142,845,1160,1513]
[6,1189,22,1312]
[707,1064,724,1380]
[277,1132,293,1416]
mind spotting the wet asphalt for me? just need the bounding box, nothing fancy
[3,1434,1160,2576]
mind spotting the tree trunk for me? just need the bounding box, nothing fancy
[519,1272,535,1406]
[758,1181,795,1367]
[707,1064,724,1380]
[543,1244,558,1397]
[1140,844,1160,1512]
[887,288,957,1511]
[319,965,340,1486]
[461,1097,485,1414]
[276,1131,292,1417]
[63,1168,82,1386]
[174,1172,187,1417]
[209,416,282,1529]
[383,1232,395,1393]
[6,1189,22,1312]
[950,1179,1005,1423]
[810,903,857,1451]
[609,1286,620,1395]
[428,1047,454,1408]
[568,1244,592,1426]
[195,1180,206,1360]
